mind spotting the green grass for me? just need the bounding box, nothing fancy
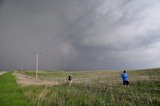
[0,73,30,106]
[1,69,159,105]
[20,81,160,106]
[16,68,160,106]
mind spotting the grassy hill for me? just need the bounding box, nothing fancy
[14,68,160,106]
[0,68,160,106]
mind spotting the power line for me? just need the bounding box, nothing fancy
[37,0,106,52]
[34,0,133,74]
[42,0,133,54]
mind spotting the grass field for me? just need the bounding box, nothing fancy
[12,68,160,106]
[0,69,160,106]
[0,73,30,106]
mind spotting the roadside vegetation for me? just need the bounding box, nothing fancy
[14,68,160,106]
[0,73,30,106]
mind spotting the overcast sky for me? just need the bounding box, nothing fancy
[0,0,160,71]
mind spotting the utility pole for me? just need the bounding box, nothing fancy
[36,52,39,79]
[21,65,23,71]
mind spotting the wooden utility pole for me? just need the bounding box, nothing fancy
[36,52,39,79]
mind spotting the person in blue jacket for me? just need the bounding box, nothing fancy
[121,70,129,86]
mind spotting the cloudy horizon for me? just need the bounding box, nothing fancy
[0,0,160,71]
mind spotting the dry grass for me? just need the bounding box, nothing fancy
[0,72,6,75]
[13,73,60,87]
[14,69,160,106]
[15,69,160,86]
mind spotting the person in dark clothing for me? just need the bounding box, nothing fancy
[121,70,129,86]
[68,74,73,86]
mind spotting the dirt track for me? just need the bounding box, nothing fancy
[13,73,60,86]
[0,72,6,75]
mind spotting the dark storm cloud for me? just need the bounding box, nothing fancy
[0,0,160,70]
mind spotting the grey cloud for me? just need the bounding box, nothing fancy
[0,0,160,70]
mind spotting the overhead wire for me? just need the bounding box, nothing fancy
[42,0,133,54]
[37,0,106,53]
